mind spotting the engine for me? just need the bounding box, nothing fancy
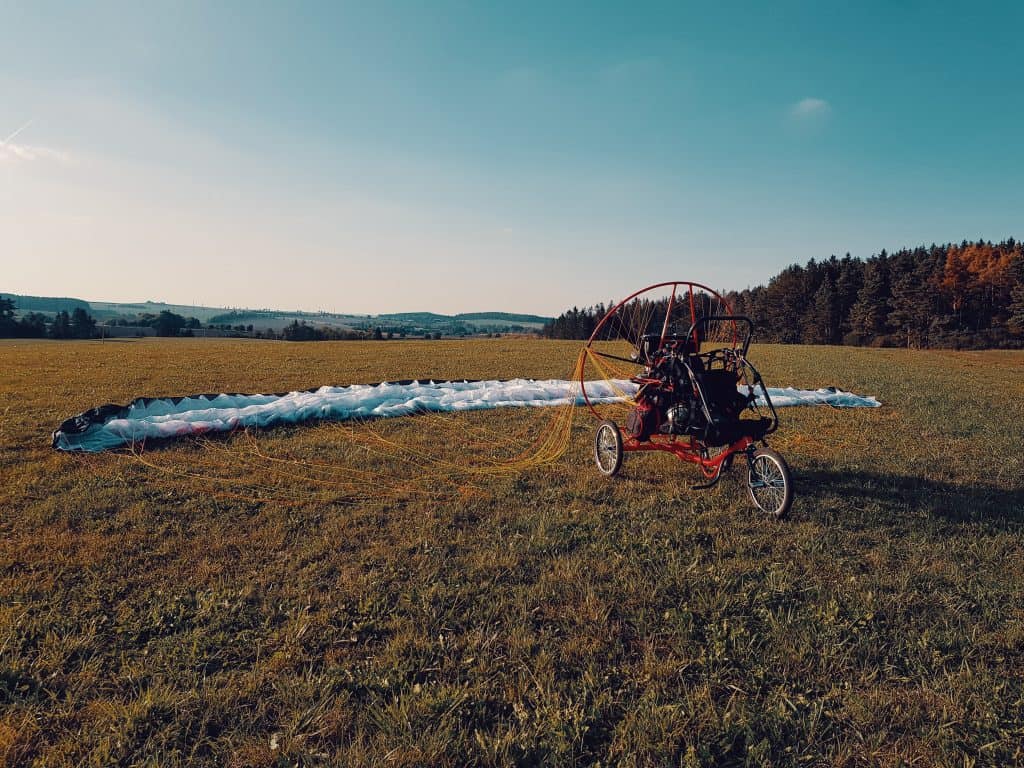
[665,403,693,434]
[626,351,707,441]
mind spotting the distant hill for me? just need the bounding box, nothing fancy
[1,293,91,314]
[380,311,551,328]
[89,300,234,323]
[1,293,552,334]
[455,312,551,324]
[377,312,451,323]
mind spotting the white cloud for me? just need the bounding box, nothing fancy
[0,119,72,164]
[790,97,830,119]
[0,141,73,164]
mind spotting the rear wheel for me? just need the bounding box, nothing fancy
[747,447,792,518]
[594,421,623,477]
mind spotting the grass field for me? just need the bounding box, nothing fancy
[1,338,1023,766]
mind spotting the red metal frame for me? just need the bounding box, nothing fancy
[580,280,737,419]
[623,433,754,478]
[581,281,748,479]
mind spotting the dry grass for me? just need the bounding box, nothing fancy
[1,338,1022,766]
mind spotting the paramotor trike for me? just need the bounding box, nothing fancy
[580,281,793,518]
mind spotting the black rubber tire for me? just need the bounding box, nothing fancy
[746,447,793,518]
[594,420,624,477]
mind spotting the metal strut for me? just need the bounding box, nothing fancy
[690,471,723,491]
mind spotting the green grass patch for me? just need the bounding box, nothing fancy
[0,339,1022,766]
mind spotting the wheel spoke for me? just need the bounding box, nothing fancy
[749,454,787,515]
[595,423,622,475]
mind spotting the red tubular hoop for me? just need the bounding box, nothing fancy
[579,281,735,420]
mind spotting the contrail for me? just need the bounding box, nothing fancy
[1,119,34,147]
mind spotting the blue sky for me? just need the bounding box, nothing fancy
[2,1,1022,314]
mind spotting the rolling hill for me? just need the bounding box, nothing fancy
[0,293,552,334]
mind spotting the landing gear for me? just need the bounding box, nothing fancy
[594,421,623,477]
[746,447,793,519]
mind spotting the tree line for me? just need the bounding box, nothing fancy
[0,302,204,339]
[0,302,98,339]
[0,301,453,341]
[543,239,1024,348]
[278,321,443,341]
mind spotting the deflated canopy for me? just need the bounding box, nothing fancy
[52,378,880,452]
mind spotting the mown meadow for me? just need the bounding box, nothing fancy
[1,338,1022,766]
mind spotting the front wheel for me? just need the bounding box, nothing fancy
[746,447,792,518]
[594,420,623,477]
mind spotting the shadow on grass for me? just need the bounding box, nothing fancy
[797,466,1024,533]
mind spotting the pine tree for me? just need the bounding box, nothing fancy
[50,310,72,339]
[1008,285,1024,336]
[846,258,890,345]
[764,265,809,343]
[71,307,96,339]
[0,297,17,337]
[801,279,838,344]
[18,312,48,338]
[886,249,935,348]
[1008,255,1024,336]
[834,255,863,340]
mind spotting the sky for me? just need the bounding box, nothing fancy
[2,1,1022,315]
